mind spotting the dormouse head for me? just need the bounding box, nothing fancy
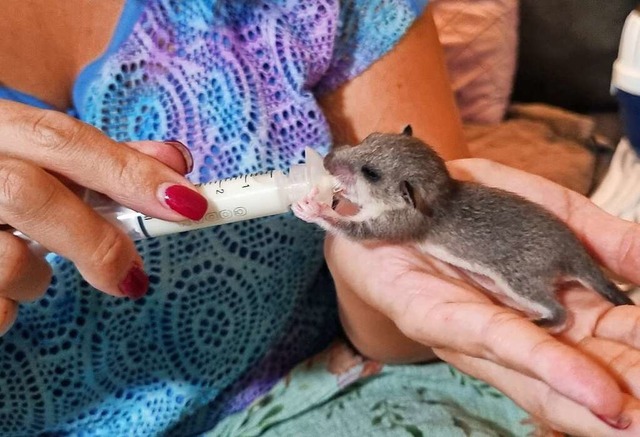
[324,127,453,217]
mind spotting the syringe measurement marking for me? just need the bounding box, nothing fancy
[198,169,279,196]
[198,168,277,189]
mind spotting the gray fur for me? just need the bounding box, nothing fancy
[324,133,452,242]
[321,131,634,329]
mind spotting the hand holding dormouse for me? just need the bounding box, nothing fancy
[294,132,640,435]
[294,129,633,331]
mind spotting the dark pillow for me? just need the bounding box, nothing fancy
[513,1,637,112]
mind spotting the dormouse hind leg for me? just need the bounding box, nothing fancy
[494,278,569,333]
[520,292,568,333]
[532,304,568,334]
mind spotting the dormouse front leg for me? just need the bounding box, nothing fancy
[292,187,344,232]
[292,188,379,240]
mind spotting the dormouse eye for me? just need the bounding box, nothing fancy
[361,165,381,182]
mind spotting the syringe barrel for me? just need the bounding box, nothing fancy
[132,169,293,238]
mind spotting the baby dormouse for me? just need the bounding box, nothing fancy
[292,127,634,331]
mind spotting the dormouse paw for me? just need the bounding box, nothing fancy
[292,187,334,224]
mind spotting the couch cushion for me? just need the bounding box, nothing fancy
[432,0,518,124]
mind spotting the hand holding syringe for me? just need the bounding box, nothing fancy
[16,147,336,245]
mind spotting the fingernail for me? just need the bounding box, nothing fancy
[119,264,149,300]
[164,140,194,174]
[162,184,208,220]
[596,414,632,430]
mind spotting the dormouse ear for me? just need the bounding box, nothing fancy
[402,125,413,137]
[400,180,431,216]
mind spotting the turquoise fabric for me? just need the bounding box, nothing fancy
[210,340,535,437]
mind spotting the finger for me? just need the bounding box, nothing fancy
[436,348,639,435]
[0,297,18,336]
[0,158,147,298]
[390,280,622,418]
[38,140,194,212]
[579,337,640,400]
[593,305,640,350]
[0,101,206,221]
[448,158,640,285]
[51,140,193,197]
[0,232,51,301]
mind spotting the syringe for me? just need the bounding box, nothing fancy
[16,147,336,243]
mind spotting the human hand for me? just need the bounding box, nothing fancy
[0,100,207,335]
[325,158,640,436]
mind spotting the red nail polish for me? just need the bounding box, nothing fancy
[164,185,208,220]
[596,414,632,430]
[119,265,149,300]
[164,140,194,174]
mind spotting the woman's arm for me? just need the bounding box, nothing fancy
[319,6,467,159]
[319,6,467,362]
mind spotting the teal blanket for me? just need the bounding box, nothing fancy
[210,341,538,437]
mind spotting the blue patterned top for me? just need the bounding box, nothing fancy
[0,0,426,434]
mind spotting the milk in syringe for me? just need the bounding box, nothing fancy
[94,147,336,240]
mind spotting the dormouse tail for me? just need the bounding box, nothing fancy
[568,254,635,306]
[578,267,634,306]
[598,280,635,306]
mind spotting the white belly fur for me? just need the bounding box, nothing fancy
[416,242,555,320]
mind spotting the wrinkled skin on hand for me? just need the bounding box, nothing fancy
[325,158,640,436]
[0,100,201,336]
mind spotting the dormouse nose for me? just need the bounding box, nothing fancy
[324,146,356,177]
